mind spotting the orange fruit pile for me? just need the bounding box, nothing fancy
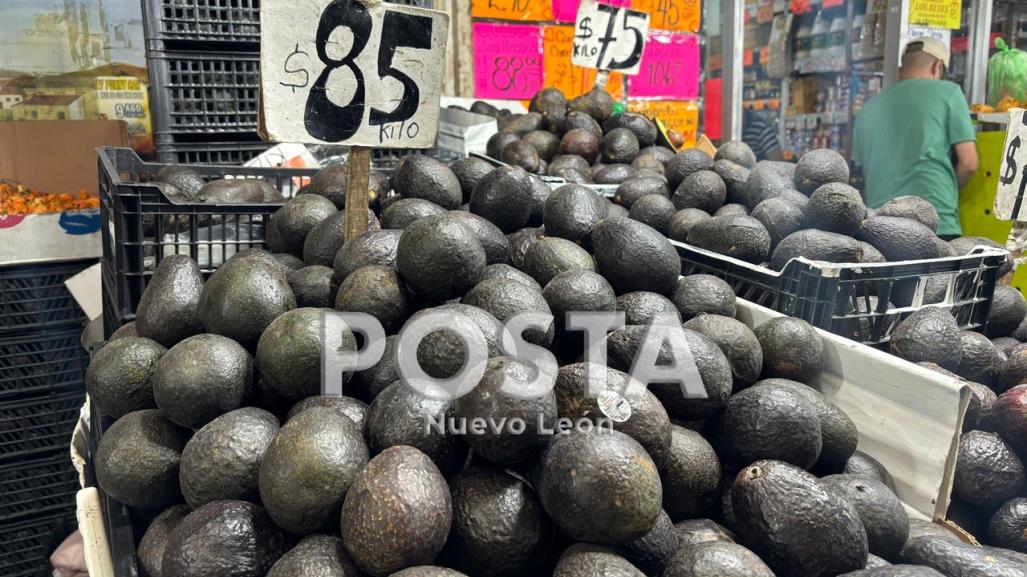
[0,182,100,216]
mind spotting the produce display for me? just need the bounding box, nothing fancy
[87,87,1027,577]
[0,180,99,215]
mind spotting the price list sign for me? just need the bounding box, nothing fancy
[995,109,1027,221]
[472,23,545,99]
[260,0,449,147]
[571,0,651,75]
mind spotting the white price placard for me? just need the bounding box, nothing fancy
[571,0,650,75]
[259,0,449,147]
[994,109,1027,221]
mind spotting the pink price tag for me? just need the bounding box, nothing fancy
[473,23,545,99]
[552,0,631,23]
[630,31,700,99]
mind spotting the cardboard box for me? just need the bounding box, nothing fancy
[0,120,127,196]
[0,210,101,266]
[436,107,498,156]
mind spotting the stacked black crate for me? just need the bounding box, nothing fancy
[0,260,93,574]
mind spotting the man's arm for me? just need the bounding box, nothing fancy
[953,140,979,188]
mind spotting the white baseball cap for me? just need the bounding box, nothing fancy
[904,37,951,67]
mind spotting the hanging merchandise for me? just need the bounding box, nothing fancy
[766,13,794,79]
[988,38,1027,108]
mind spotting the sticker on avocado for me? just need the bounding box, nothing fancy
[597,390,632,423]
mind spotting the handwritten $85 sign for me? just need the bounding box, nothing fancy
[572,0,651,76]
[259,0,449,148]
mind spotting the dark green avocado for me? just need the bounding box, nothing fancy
[876,195,940,232]
[568,88,615,121]
[521,236,597,287]
[542,269,617,334]
[287,265,338,308]
[629,194,677,236]
[988,497,1027,553]
[602,127,641,164]
[889,308,963,372]
[666,149,714,190]
[153,333,253,429]
[95,409,191,509]
[179,407,279,508]
[750,197,805,249]
[662,541,775,577]
[671,274,737,321]
[543,184,607,244]
[340,446,452,577]
[683,314,764,388]
[754,317,824,384]
[462,275,555,346]
[674,519,736,547]
[687,215,772,264]
[901,534,1026,577]
[538,429,663,544]
[713,160,751,206]
[716,381,822,469]
[731,460,868,577]
[87,336,165,419]
[612,509,679,576]
[794,148,850,195]
[481,263,542,291]
[771,229,863,270]
[333,229,402,283]
[998,344,1027,393]
[591,217,681,295]
[267,194,338,256]
[487,132,521,159]
[410,303,504,380]
[501,139,542,173]
[397,213,487,302]
[138,504,190,577]
[157,165,204,199]
[523,130,561,162]
[956,330,1002,384]
[594,163,638,185]
[859,216,939,262]
[395,154,462,209]
[303,209,381,266]
[843,451,896,491]
[256,307,357,403]
[986,284,1027,338]
[450,157,496,203]
[659,425,722,520]
[715,203,749,217]
[381,198,447,230]
[134,255,203,347]
[953,430,1024,508]
[469,166,534,233]
[838,566,944,576]
[267,534,360,577]
[560,129,601,164]
[390,567,469,577]
[715,140,757,169]
[761,378,856,467]
[286,395,368,430]
[743,160,795,209]
[803,182,867,236]
[161,500,289,577]
[604,112,658,147]
[258,407,368,535]
[673,170,727,214]
[553,544,645,577]
[821,474,909,561]
[197,252,296,349]
[499,112,543,135]
[616,291,681,326]
[302,163,348,208]
[110,321,138,340]
[335,264,413,334]
[507,226,544,270]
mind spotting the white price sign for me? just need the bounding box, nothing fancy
[994,109,1027,221]
[571,0,650,75]
[259,0,449,148]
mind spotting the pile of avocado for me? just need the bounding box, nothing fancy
[87,87,1027,577]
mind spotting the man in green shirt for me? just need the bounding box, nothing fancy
[853,37,978,238]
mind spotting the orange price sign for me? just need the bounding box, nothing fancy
[627,100,699,148]
[631,0,701,33]
[471,0,552,21]
[542,26,624,100]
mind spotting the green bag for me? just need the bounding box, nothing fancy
[988,38,1027,106]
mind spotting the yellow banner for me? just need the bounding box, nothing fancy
[909,0,961,30]
[627,100,699,148]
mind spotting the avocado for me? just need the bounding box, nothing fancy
[538,429,662,544]
[671,275,736,322]
[482,262,542,291]
[683,314,764,388]
[349,335,399,401]
[274,253,306,273]
[672,170,727,214]
[901,534,1026,577]
[553,544,645,577]
[950,236,1014,278]
[391,568,470,577]
[95,409,191,509]
[592,217,681,294]
[640,145,676,164]
[469,166,534,233]
[628,194,676,235]
[487,132,521,159]
[607,202,630,219]
[530,87,567,124]
[303,209,381,266]
[663,541,774,577]
[955,430,1025,508]
[963,380,997,432]
[716,380,822,468]
[560,129,601,164]
[754,317,824,383]
[864,554,893,568]
[449,158,495,204]
[87,337,165,419]
[988,497,1027,553]
[266,534,360,577]
[615,177,672,208]
[732,460,868,577]
[859,216,939,262]
[743,197,806,253]
[198,253,296,349]
[521,236,597,287]
[268,195,339,256]
[179,407,279,508]
[876,196,940,232]
[554,363,672,465]
[110,321,137,340]
[499,112,544,136]
[548,154,592,176]
[763,379,856,466]
[987,285,1027,338]
[993,384,1027,452]
[462,275,555,346]
[543,269,617,333]
[956,330,1002,384]
[714,203,749,217]
[821,474,909,560]
[743,161,796,209]
[606,326,733,420]
[616,291,681,326]
[999,344,1027,393]
[259,407,368,534]
[859,241,887,263]
[521,130,561,162]
[771,229,863,270]
[560,110,605,138]
[794,148,850,195]
[841,451,896,491]
[610,509,678,576]
[381,198,447,229]
[162,500,288,577]
[197,178,278,203]
[713,160,751,206]
[993,336,1021,356]
[287,265,338,308]
[138,504,190,577]
[444,212,509,266]
[397,213,486,301]
[593,164,638,185]
[803,182,867,236]
[602,128,641,164]
[454,357,558,464]
[286,395,369,430]
[445,467,550,576]
[524,176,550,227]
[335,265,412,334]
[157,165,204,199]
[715,140,758,169]
[889,273,962,308]
[134,256,204,347]
[659,424,722,519]
[604,112,659,147]
[687,215,772,264]
[632,154,666,175]
[840,566,943,577]
[365,382,467,476]
[153,333,252,429]
[500,140,542,173]
[774,188,812,208]
[471,100,502,117]
[674,519,736,547]
[303,163,349,208]
[666,149,715,190]
[890,308,963,371]
[341,446,452,575]
[568,88,615,121]
[543,184,607,244]
[333,229,402,283]
[668,208,712,242]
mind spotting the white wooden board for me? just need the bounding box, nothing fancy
[260,0,449,147]
[736,300,969,521]
[571,0,650,75]
[994,108,1027,221]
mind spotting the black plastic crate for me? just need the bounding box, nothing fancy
[1,514,73,577]
[0,390,86,463]
[0,329,90,399]
[0,454,79,523]
[156,139,271,165]
[676,241,1006,346]
[0,261,93,335]
[143,0,261,47]
[148,50,260,135]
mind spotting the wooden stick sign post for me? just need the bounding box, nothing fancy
[259,0,450,240]
[571,0,650,77]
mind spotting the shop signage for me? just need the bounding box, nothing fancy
[543,26,625,100]
[472,23,545,99]
[572,0,651,75]
[994,109,1027,221]
[908,0,961,30]
[630,31,700,100]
